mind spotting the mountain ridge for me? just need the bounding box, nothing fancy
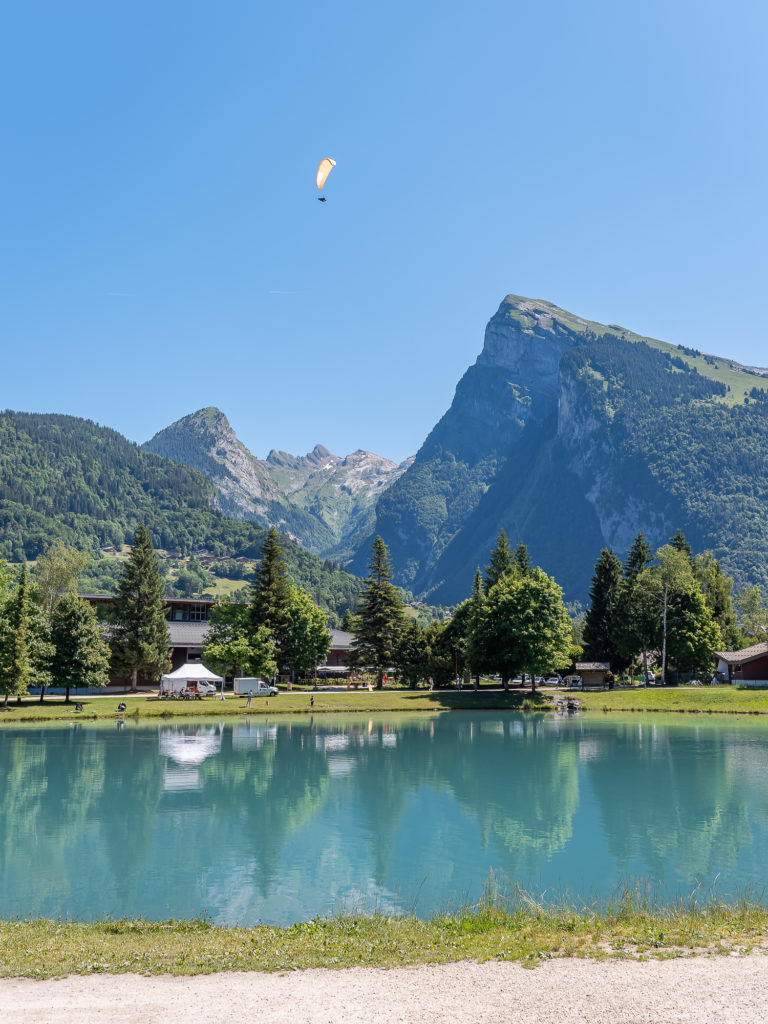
[143,408,413,560]
[355,295,768,602]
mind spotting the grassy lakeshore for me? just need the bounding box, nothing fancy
[3,685,768,723]
[1,897,767,977]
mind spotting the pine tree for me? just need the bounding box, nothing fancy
[110,524,170,690]
[465,568,487,687]
[612,534,652,672]
[623,532,651,583]
[582,548,622,666]
[513,543,533,576]
[352,536,405,687]
[669,529,693,558]
[50,596,110,703]
[484,529,513,593]
[250,527,292,664]
[0,565,33,706]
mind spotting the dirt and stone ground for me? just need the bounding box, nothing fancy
[2,957,767,1023]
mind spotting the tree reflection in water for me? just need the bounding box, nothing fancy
[2,713,768,923]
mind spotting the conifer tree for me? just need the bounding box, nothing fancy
[50,596,110,703]
[465,568,488,687]
[623,532,651,582]
[249,527,292,662]
[484,529,513,593]
[0,565,32,706]
[353,536,405,687]
[513,542,533,576]
[110,524,170,690]
[611,533,653,672]
[669,529,693,558]
[582,548,622,666]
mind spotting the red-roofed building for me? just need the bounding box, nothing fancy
[715,642,768,686]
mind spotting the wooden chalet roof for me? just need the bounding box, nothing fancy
[715,641,768,665]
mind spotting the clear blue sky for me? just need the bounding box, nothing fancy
[2,1,766,463]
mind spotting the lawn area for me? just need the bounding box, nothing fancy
[0,687,552,723]
[2,684,768,723]
[572,685,768,715]
[1,896,767,976]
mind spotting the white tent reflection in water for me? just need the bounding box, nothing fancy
[159,726,223,791]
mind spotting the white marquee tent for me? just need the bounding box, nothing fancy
[160,663,224,691]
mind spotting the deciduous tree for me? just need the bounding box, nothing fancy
[203,601,276,679]
[282,586,331,680]
[481,567,572,690]
[33,540,89,616]
[50,597,110,703]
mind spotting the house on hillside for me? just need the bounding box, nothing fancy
[715,642,768,686]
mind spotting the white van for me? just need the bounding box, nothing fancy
[234,678,279,697]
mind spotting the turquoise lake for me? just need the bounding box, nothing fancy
[2,712,768,925]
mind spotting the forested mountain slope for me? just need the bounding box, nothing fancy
[0,411,364,619]
[354,295,768,603]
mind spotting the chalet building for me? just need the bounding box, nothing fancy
[84,595,215,687]
[574,662,611,689]
[715,642,768,687]
[84,595,354,687]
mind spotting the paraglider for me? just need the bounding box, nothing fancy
[316,158,335,201]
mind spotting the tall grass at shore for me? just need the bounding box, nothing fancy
[2,885,767,977]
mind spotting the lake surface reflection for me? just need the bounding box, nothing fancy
[2,712,768,924]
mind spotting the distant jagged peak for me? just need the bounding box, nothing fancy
[266,444,341,470]
[147,406,233,442]
[306,443,340,467]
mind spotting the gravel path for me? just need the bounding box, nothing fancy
[2,958,767,1023]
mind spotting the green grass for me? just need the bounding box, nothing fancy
[0,688,552,723]
[2,891,767,977]
[571,685,768,715]
[4,685,768,724]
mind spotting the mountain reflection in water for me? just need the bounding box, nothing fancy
[1,712,768,925]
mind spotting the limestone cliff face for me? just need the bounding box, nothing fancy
[359,296,589,588]
[144,409,411,559]
[556,363,673,558]
[422,295,585,465]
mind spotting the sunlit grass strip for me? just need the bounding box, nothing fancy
[2,892,767,977]
[4,686,768,725]
[573,687,768,714]
[0,689,552,724]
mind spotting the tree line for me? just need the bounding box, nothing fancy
[346,531,574,689]
[581,529,763,681]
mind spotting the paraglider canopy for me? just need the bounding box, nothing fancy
[316,158,336,191]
